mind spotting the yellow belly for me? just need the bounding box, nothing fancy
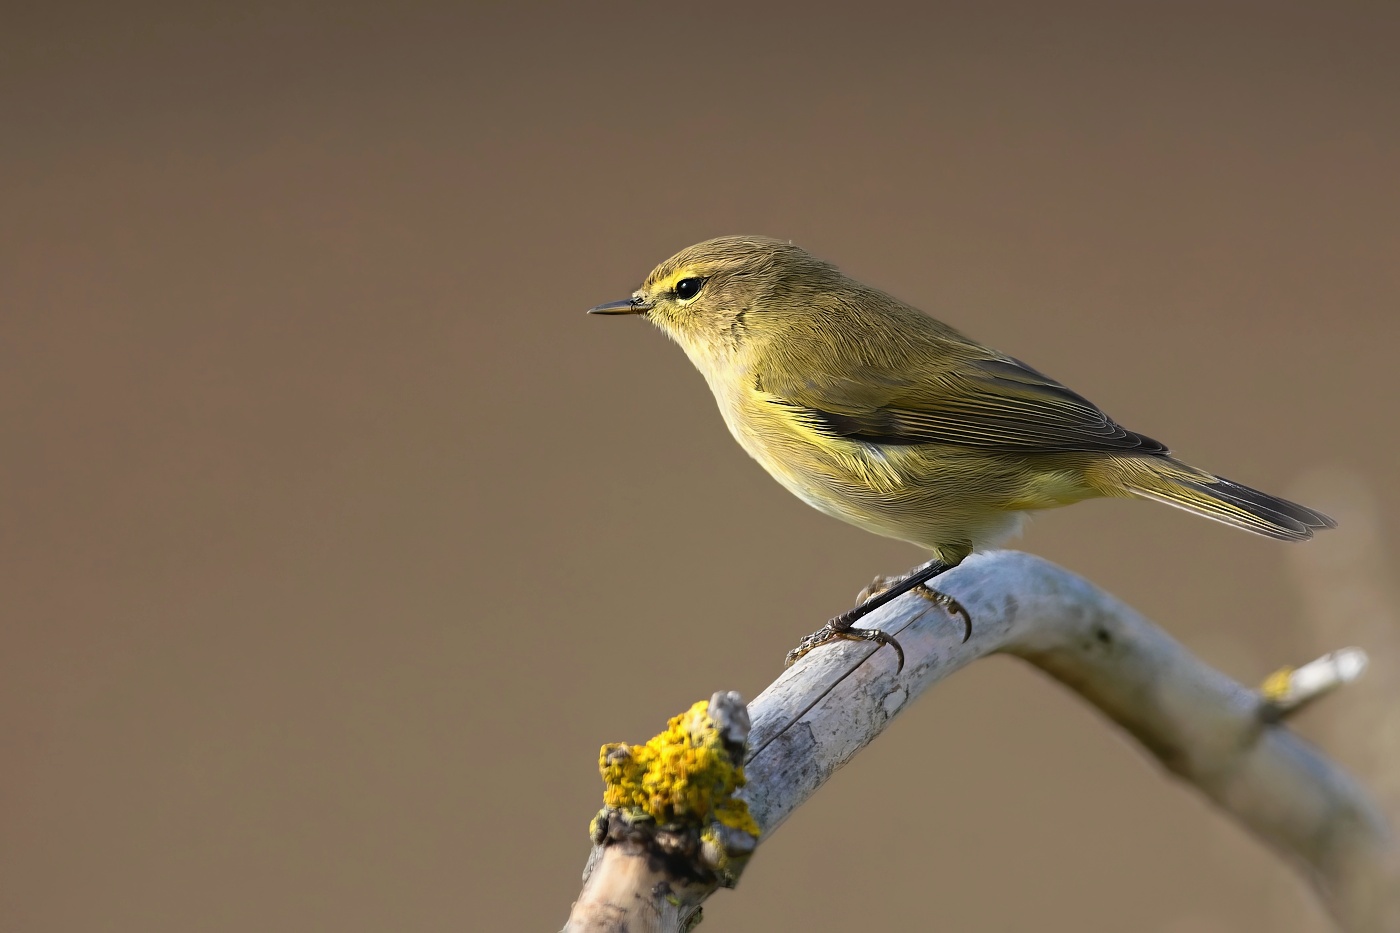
[711,382,1089,558]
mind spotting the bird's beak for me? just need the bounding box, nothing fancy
[588,296,653,315]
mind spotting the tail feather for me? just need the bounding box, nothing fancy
[1098,458,1336,541]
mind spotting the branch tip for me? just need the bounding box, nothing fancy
[1260,647,1370,720]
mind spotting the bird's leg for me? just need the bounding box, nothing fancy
[784,559,971,674]
[854,559,973,641]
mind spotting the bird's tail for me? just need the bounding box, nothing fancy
[1091,456,1336,541]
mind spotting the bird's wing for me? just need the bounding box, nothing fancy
[770,355,1168,454]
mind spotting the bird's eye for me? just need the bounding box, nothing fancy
[674,277,704,300]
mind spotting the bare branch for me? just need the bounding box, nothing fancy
[565,551,1398,932]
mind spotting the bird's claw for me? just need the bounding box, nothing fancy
[911,583,972,643]
[784,622,906,674]
[786,560,970,674]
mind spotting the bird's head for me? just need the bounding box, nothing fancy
[588,235,839,366]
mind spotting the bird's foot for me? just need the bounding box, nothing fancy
[785,560,972,673]
[856,561,971,643]
[909,583,972,643]
[784,617,906,673]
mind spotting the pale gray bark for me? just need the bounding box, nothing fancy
[564,551,1397,932]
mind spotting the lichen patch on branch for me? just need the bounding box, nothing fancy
[598,699,760,838]
[586,694,760,898]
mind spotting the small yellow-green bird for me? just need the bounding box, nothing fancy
[590,236,1334,670]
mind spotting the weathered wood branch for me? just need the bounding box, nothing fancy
[563,550,1398,932]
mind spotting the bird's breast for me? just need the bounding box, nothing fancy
[709,377,910,515]
[698,365,1029,554]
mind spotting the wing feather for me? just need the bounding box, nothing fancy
[772,356,1166,455]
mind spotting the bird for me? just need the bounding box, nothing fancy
[589,236,1335,671]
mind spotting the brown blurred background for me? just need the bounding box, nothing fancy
[3,2,1398,930]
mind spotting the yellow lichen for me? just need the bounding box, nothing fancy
[598,700,760,838]
[1260,666,1295,702]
